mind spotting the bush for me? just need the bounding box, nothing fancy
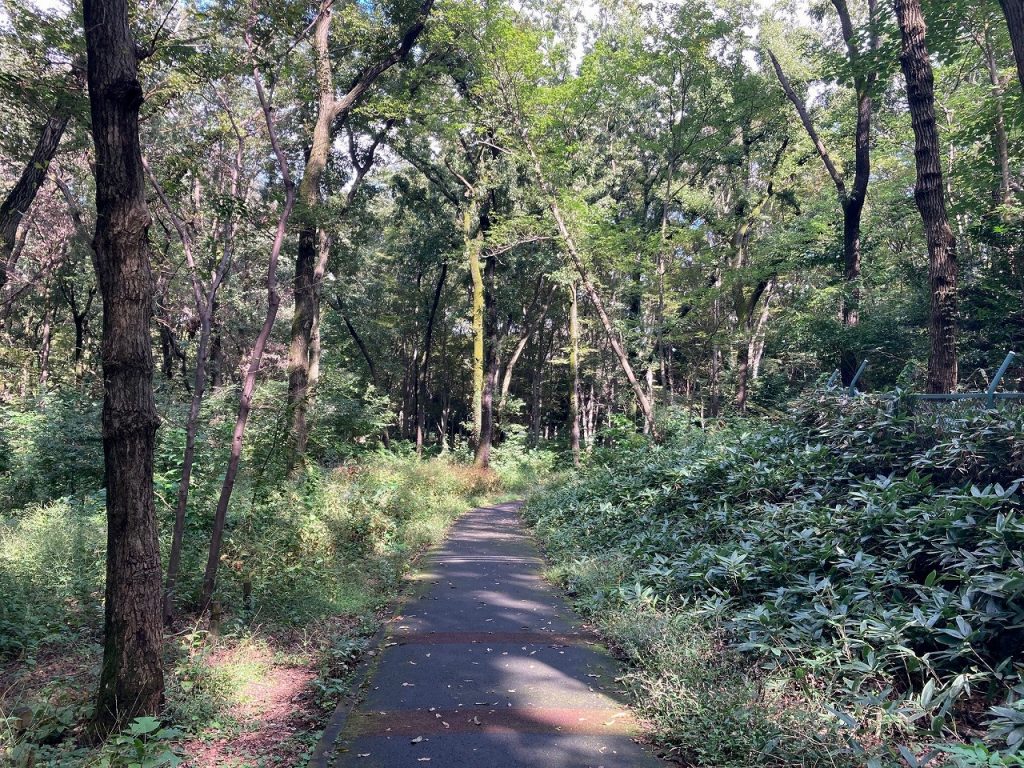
[525,394,1024,765]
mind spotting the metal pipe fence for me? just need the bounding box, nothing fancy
[824,351,1024,407]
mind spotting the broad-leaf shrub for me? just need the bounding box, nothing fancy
[525,395,1024,764]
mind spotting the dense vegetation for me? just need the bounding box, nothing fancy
[1,0,1023,763]
[526,397,1024,766]
[1,386,550,764]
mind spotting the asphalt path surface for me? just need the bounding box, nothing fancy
[318,501,665,768]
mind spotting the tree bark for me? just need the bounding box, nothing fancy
[467,200,486,449]
[1,110,72,290]
[201,41,298,610]
[286,0,435,471]
[896,0,959,393]
[999,0,1024,96]
[475,253,498,469]
[568,282,581,467]
[83,0,164,736]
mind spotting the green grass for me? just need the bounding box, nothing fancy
[0,444,544,766]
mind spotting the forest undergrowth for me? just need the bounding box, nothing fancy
[0,388,554,767]
[525,394,1024,768]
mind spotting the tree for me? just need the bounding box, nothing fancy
[895,0,959,393]
[200,24,298,611]
[766,0,878,381]
[82,0,164,736]
[285,0,435,472]
[999,0,1024,94]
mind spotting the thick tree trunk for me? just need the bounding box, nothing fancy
[1000,0,1024,96]
[83,0,164,737]
[896,0,959,393]
[1,111,71,290]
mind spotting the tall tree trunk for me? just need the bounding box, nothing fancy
[83,0,164,737]
[475,254,498,468]
[145,147,240,625]
[38,286,53,387]
[981,30,1012,204]
[768,0,876,384]
[201,45,298,611]
[467,201,485,449]
[1,110,72,289]
[999,0,1024,95]
[417,261,447,456]
[568,282,581,467]
[285,0,435,470]
[896,0,959,393]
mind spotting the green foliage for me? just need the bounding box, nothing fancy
[0,494,105,657]
[94,718,182,768]
[526,395,1024,765]
[0,394,104,514]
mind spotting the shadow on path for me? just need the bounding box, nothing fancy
[314,501,665,768]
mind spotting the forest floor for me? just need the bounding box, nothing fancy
[312,501,665,768]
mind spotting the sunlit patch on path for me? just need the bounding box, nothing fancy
[312,501,664,767]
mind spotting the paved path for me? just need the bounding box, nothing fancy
[316,501,665,768]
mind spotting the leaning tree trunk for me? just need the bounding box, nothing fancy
[999,0,1024,96]
[520,134,658,437]
[896,0,958,393]
[83,0,164,737]
[1,108,72,290]
[201,46,298,611]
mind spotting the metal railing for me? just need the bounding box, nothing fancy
[825,351,1024,406]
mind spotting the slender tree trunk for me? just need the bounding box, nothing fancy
[514,126,657,435]
[498,281,553,411]
[417,261,447,456]
[201,46,297,611]
[475,254,498,468]
[83,0,164,736]
[999,0,1024,95]
[768,7,875,384]
[308,229,330,391]
[38,287,52,387]
[568,282,581,467]
[896,0,959,393]
[981,32,1012,204]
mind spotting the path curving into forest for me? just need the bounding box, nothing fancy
[312,501,664,768]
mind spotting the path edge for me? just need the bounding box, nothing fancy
[307,499,524,768]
